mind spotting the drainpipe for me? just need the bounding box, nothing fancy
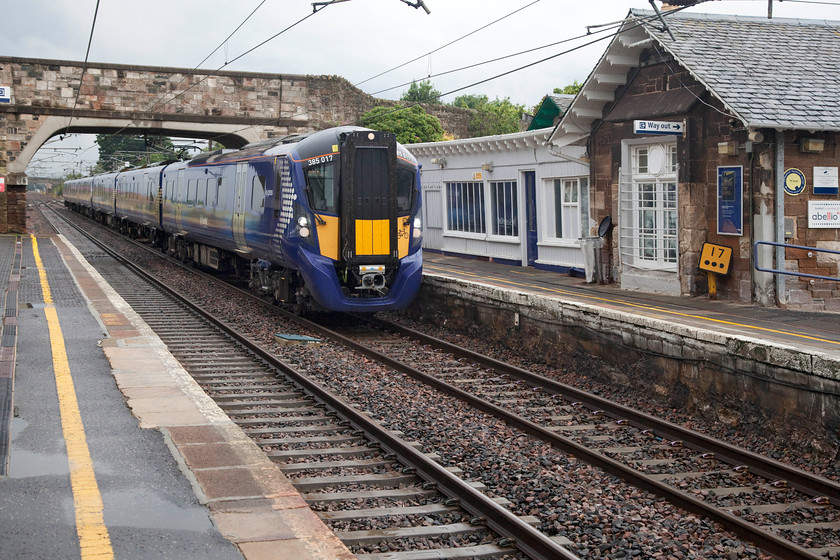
[775,129,785,305]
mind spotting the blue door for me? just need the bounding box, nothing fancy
[524,171,537,266]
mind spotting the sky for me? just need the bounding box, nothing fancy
[5,0,840,177]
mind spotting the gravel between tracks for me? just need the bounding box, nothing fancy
[39,200,840,559]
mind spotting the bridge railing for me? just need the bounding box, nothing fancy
[753,241,840,282]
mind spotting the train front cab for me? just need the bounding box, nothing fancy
[297,130,422,312]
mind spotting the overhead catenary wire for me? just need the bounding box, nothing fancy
[62,0,101,138]
[110,8,685,146]
[354,0,543,87]
[361,8,689,126]
[194,0,267,69]
[106,0,343,141]
[369,14,636,97]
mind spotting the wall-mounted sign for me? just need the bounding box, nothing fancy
[813,166,839,195]
[0,86,9,104]
[717,166,743,235]
[0,177,5,192]
[633,120,684,135]
[784,168,806,196]
[472,172,482,180]
[808,200,840,228]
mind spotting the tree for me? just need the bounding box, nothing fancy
[454,96,526,137]
[94,134,176,171]
[361,105,444,144]
[452,94,488,110]
[554,81,583,95]
[401,80,442,105]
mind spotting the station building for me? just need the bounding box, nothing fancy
[408,129,591,273]
[549,9,840,311]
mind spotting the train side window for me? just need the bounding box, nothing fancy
[304,162,336,213]
[396,167,415,214]
[207,177,216,208]
[251,175,266,213]
[216,178,225,210]
[187,179,195,205]
[196,178,205,208]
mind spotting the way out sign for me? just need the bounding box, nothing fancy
[634,120,684,135]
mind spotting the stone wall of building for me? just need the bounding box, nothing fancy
[589,51,840,311]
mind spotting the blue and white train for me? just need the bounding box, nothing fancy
[64,126,423,313]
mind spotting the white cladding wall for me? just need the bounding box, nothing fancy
[408,133,590,269]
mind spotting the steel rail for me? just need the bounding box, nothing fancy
[305,316,828,560]
[373,317,840,507]
[46,204,579,560]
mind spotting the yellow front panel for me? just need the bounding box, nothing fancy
[398,219,410,259]
[356,220,372,255]
[356,219,390,256]
[316,214,339,261]
[373,219,389,255]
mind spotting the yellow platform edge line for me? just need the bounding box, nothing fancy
[31,236,114,560]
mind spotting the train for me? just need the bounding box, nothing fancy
[64,126,424,313]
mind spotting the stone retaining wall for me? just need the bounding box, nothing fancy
[402,275,840,451]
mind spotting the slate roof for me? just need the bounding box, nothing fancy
[549,9,840,146]
[635,9,840,131]
[527,94,576,131]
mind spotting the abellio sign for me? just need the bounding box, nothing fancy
[808,201,840,228]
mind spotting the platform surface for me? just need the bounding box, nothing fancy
[422,251,840,355]
[0,233,352,560]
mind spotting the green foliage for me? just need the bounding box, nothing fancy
[400,80,442,105]
[554,81,583,95]
[452,94,489,110]
[95,134,177,170]
[361,105,444,144]
[459,96,526,137]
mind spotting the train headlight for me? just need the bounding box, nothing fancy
[412,216,422,239]
[297,216,311,238]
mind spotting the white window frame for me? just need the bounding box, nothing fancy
[540,176,587,247]
[619,141,678,271]
[444,181,486,237]
[489,180,518,238]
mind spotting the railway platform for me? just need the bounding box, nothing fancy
[421,251,840,352]
[0,232,352,560]
[418,251,840,443]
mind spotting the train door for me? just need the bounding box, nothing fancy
[174,169,186,232]
[340,131,397,265]
[233,162,249,252]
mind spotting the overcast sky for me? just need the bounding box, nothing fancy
[6,0,839,177]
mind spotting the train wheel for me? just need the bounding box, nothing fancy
[293,288,309,316]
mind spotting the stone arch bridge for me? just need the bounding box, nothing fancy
[0,56,469,232]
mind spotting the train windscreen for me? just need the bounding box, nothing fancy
[304,162,337,214]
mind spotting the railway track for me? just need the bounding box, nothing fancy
[43,199,840,558]
[41,200,576,560]
[322,317,840,559]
